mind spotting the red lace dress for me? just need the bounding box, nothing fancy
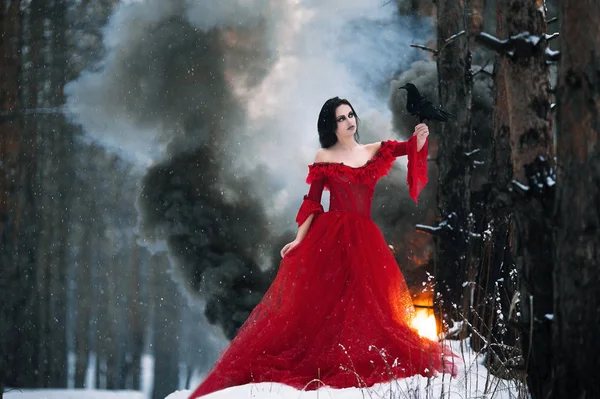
[189,137,455,399]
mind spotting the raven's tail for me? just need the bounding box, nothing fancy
[439,109,455,121]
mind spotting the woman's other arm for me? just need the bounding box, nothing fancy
[280,151,326,257]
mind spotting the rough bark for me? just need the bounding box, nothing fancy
[470,0,519,357]
[552,0,600,397]
[487,1,555,397]
[434,0,475,332]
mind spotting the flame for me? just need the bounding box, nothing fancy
[411,309,438,341]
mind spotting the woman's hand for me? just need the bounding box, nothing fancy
[280,239,301,258]
[413,123,429,152]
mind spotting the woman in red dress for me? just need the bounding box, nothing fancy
[189,97,456,399]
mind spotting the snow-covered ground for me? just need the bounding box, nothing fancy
[6,341,527,399]
[4,390,145,399]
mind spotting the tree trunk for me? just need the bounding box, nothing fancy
[32,0,53,385]
[470,0,519,358]
[74,225,92,388]
[552,0,600,397]
[33,0,72,386]
[1,0,45,389]
[95,228,116,390]
[150,253,181,399]
[490,1,555,397]
[67,0,119,389]
[48,0,71,386]
[434,0,475,332]
[127,242,143,390]
[0,0,26,394]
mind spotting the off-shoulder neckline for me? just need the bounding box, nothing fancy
[310,141,387,170]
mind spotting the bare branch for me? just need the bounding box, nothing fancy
[438,30,466,54]
[409,44,438,55]
[415,223,441,236]
[476,32,509,53]
[473,60,494,78]
[510,179,530,196]
[474,69,494,78]
[410,30,466,57]
[464,148,482,157]
[444,30,466,44]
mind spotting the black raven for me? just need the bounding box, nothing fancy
[399,83,454,123]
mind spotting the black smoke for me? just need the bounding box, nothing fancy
[138,148,272,339]
[65,0,278,340]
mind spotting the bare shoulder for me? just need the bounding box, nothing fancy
[314,148,330,163]
[364,141,383,153]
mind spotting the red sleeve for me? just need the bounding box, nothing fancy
[388,140,408,157]
[406,135,429,203]
[295,178,325,227]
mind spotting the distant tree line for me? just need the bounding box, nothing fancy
[0,2,198,399]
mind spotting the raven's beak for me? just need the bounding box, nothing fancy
[399,85,406,90]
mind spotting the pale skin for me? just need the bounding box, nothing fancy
[280,104,429,258]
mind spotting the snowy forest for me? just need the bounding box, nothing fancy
[0,0,598,398]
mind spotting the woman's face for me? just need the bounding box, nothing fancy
[334,104,356,139]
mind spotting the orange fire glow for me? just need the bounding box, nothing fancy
[411,308,438,341]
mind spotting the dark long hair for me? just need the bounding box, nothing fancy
[317,97,360,148]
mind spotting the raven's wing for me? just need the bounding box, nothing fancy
[423,102,454,122]
[413,96,433,120]
[406,100,419,115]
[417,96,432,108]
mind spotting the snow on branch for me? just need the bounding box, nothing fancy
[545,48,561,62]
[464,148,481,157]
[410,30,466,57]
[415,216,455,237]
[476,31,560,63]
[415,223,442,235]
[510,156,556,198]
